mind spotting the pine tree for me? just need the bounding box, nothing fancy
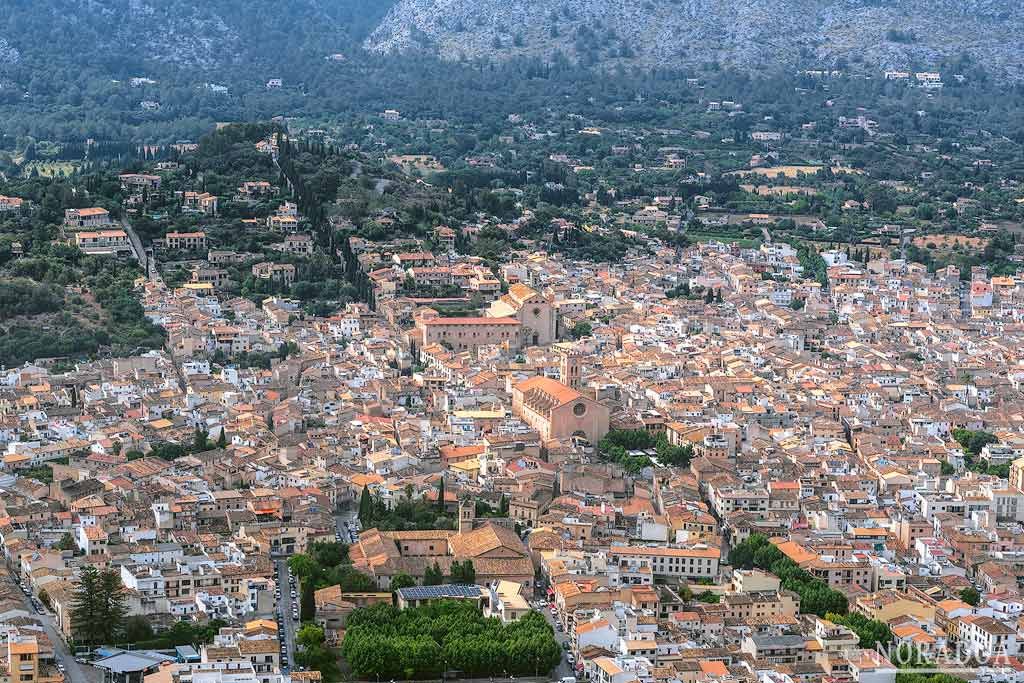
[71,566,126,646]
[96,569,128,645]
[71,565,101,645]
[192,426,209,452]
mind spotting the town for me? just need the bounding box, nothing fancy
[0,43,1023,683]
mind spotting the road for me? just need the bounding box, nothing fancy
[119,218,147,269]
[38,609,97,683]
[120,217,166,288]
[5,566,97,682]
[541,604,575,681]
[334,507,359,540]
[275,560,298,672]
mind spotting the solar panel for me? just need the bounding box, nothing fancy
[398,584,482,600]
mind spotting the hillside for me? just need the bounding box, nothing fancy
[364,0,1024,77]
[0,0,398,72]
[0,0,1019,80]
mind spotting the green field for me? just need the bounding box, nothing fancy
[20,161,80,178]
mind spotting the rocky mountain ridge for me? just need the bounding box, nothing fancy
[364,0,1024,77]
[0,0,1020,78]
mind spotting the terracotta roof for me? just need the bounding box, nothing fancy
[422,317,520,326]
[514,376,583,406]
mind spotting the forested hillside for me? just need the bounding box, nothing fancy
[0,0,397,72]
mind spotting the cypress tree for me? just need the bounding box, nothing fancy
[358,487,373,526]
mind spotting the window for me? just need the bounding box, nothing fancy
[573,403,587,417]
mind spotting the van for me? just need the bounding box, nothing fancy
[561,677,577,683]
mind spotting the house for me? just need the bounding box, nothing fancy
[740,633,811,664]
[191,266,232,290]
[396,584,488,610]
[606,544,720,581]
[119,174,161,192]
[957,615,1018,659]
[276,234,315,256]
[182,192,219,215]
[0,195,24,212]
[165,231,208,252]
[484,580,531,623]
[75,230,133,256]
[252,262,296,287]
[92,650,174,683]
[64,207,112,230]
[416,312,523,354]
[238,181,275,200]
[314,586,391,644]
[4,635,65,683]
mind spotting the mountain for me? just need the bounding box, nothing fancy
[1,0,1019,79]
[364,0,1024,77]
[0,0,399,72]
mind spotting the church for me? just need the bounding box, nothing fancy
[348,503,535,592]
[488,283,556,347]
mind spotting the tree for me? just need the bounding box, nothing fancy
[72,565,127,646]
[122,615,155,643]
[424,561,444,586]
[451,560,476,585]
[358,487,373,526]
[825,611,893,650]
[70,565,101,645]
[436,476,446,512]
[341,601,560,679]
[300,579,316,621]
[571,321,592,339]
[216,429,227,449]
[97,568,128,645]
[391,573,417,590]
[959,586,981,607]
[192,426,210,452]
[296,623,325,651]
[55,532,76,551]
[288,553,317,581]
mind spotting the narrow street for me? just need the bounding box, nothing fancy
[274,559,298,671]
[334,506,359,539]
[541,604,575,681]
[119,217,147,270]
[5,565,97,682]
